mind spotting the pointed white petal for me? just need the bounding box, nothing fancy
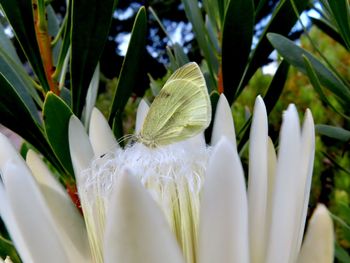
[297,204,334,263]
[198,137,249,263]
[68,115,94,187]
[0,184,34,263]
[135,99,149,133]
[248,96,269,263]
[211,94,236,147]
[266,104,302,263]
[89,107,118,157]
[26,150,91,262]
[295,109,315,253]
[1,161,71,263]
[104,171,185,263]
[0,133,27,171]
[266,137,277,241]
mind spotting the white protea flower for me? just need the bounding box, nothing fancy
[0,95,334,263]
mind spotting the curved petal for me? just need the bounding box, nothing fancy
[89,107,118,157]
[198,137,249,263]
[68,115,94,187]
[135,99,149,133]
[295,109,315,252]
[297,204,334,263]
[104,171,185,263]
[211,94,236,147]
[266,104,302,263]
[26,150,91,262]
[0,184,33,263]
[1,161,71,263]
[248,96,268,263]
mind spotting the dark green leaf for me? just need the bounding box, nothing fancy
[205,91,220,143]
[108,7,147,139]
[335,242,350,263]
[70,0,117,117]
[182,0,219,87]
[310,17,347,48]
[0,73,61,171]
[0,46,43,119]
[221,0,254,104]
[237,0,309,97]
[43,92,74,177]
[0,235,21,263]
[316,124,350,142]
[328,0,350,50]
[302,55,349,119]
[268,33,350,104]
[0,0,50,91]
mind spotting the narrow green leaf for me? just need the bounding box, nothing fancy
[302,55,349,119]
[0,49,42,123]
[0,235,21,263]
[0,73,61,171]
[335,242,350,263]
[316,124,350,142]
[43,92,74,177]
[182,0,219,87]
[108,7,147,139]
[0,24,21,64]
[238,0,309,96]
[205,91,220,142]
[263,59,290,114]
[328,0,350,50]
[268,33,350,104]
[0,0,50,91]
[70,0,117,117]
[221,0,254,104]
[310,17,347,48]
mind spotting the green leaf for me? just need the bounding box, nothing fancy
[221,0,254,104]
[70,0,117,117]
[0,24,21,64]
[0,42,44,111]
[335,242,350,263]
[302,55,349,119]
[316,124,350,142]
[237,0,309,96]
[43,92,74,177]
[0,0,50,91]
[268,33,350,104]
[328,0,350,50]
[310,17,347,49]
[108,7,147,139]
[182,0,219,87]
[0,73,61,171]
[0,235,21,263]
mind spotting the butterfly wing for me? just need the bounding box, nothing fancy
[140,62,211,147]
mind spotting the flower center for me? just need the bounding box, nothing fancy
[80,140,211,263]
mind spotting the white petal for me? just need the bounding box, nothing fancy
[0,133,27,171]
[266,104,302,263]
[68,115,94,187]
[297,204,334,263]
[211,94,236,147]
[198,137,249,263]
[135,99,149,133]
[26,150,91,262]
[104,171,185,263]
[248,96,268,263]
[0,184,34,263]
[295,109,315,253]
[1,161,71,263]
[89,107,118,157]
